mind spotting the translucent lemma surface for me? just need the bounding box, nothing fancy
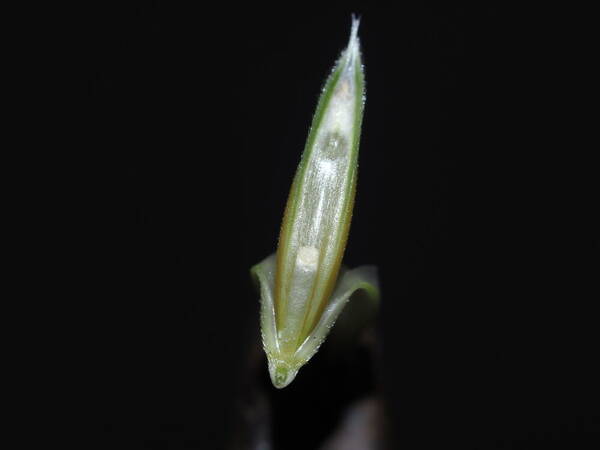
[275,21,364,354]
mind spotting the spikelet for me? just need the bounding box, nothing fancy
[251,16,379,388]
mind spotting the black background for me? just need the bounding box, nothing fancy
[86,3,598,449]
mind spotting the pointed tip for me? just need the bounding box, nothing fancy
[345,14,362,68]
[348,14,361,49]
[350,13,361,43]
